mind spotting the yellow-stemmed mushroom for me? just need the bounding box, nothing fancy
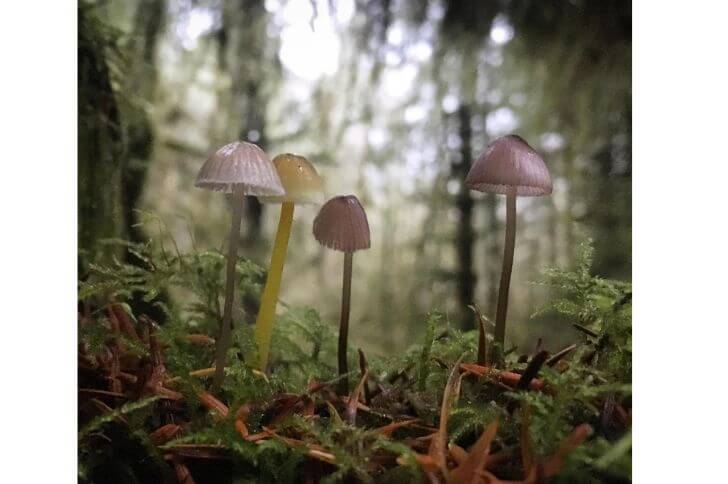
[254,154,324,370]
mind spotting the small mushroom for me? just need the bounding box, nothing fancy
[465,135,552,364]
[195,141,284,389]
[254,153,324,370]
[313,195,371,394]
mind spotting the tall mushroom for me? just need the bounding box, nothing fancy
[195,141,284,390]
[254,153,324,370]
[465,135,552,364]
[312,195,371,394]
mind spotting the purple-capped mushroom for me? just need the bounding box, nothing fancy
[465,135,552,364]
[313,195,371,393]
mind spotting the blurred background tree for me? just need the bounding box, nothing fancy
[78,0,631,355]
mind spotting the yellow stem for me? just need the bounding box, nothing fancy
[254,201,294,369]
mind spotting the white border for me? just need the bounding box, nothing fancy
[0,2,77,482]
[635,0,728,481]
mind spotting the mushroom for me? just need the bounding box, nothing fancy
[465,135,552,364]
[254,153,324,370]
[195,141,284,389]
[312,195,371,394]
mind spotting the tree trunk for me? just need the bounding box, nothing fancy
[78,4,125,270]
[454,105,476,330]
[123,0,165,246]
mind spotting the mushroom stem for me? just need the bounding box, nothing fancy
[212,186,245,390]
[254,201,295,370]
[477,313,487,366]
[337,251,353,394]
[493,190,517,364]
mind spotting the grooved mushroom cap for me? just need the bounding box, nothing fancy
[259,153,325,204]
[465,135,552,197]
[195,141,285,196]
[313,195,371,253]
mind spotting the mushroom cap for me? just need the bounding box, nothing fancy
[259,153,325,204]
[195,141,285,196]
[313,195,371,253]
[465,135,552,196]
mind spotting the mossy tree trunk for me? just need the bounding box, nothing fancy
[78,3,126,270]
[78,0,164,262]
[78,1,168,321]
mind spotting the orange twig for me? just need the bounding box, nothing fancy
[197,392,229,418]
[346,369,369,425]
[185,334,215,345]
[150,423,183,445]
[460,363,545,391]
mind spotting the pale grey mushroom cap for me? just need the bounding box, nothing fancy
[313,195,371,253]
[465,135,552,197]
[195,141,285,196]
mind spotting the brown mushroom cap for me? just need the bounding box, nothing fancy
[313,195,371,252]
[195,141,285,196]
[259,153,325,204]
[465,135,552,196]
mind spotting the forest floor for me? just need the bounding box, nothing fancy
[78,241,631,483]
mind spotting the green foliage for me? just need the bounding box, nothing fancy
[80,214,266,329]
[509,365,629,455]
[82,244,261,314]
[536,240,632,382]
[268,306,339,389]
[221,355,287,405]
[449,400,506,444]
[416,311,440,391]
[591,431,632,477]
[78,397,165,482]
[317,426,418,483]
[79,396,160,442]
